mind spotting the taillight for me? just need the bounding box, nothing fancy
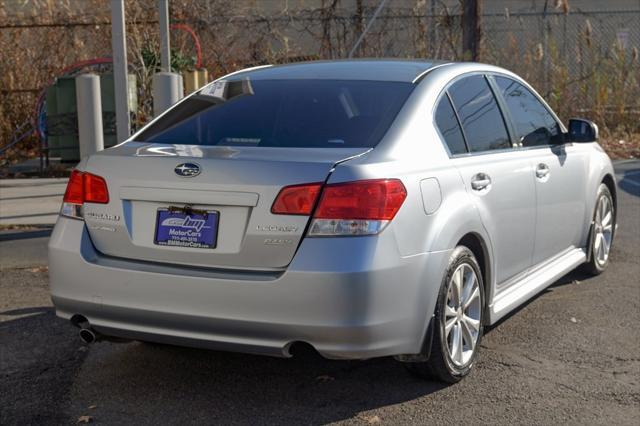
[313,179,407,220]
[83,173,109,203]
[63,170,84,205]
[271,183,323,215]
[308,179,406,236]
[272,178,406,236]
[61,170,109,219]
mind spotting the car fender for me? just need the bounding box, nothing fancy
[581,145,616,248]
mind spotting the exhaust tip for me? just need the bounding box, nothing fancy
[79,327,96,344]
[70,314,89,328]
[287,341,320,359]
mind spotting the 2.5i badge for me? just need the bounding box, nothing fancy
[154,207,219,249]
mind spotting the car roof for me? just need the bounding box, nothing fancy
[226,59,450,83]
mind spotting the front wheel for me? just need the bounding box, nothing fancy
[404,246,485,383]
[584,183,615,275]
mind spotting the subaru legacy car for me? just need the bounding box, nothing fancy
[49,60,616,382]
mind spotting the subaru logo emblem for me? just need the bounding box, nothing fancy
[174,163,201,177]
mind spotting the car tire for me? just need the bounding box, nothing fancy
[405,246,485,383]
[583,183,615,275]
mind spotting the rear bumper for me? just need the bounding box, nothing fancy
[48,218,450,359]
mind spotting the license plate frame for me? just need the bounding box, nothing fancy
[154,207,219,249]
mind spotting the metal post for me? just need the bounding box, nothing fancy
[159,0,171,72]
[542,1,550,95]
[429,0,437,57]
[110,0,130,142]
[348,0,389,59]
[153,72,183,116]
[462,0,482,61]
[75,74,104,159]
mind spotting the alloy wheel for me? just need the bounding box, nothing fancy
[444,263,482,367]
[593,194,614,266]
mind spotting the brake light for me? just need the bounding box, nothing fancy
[63,169,84,205]
[271,183,323,215]
[309,179,406,236]
[83,173,109,203]
[314,179,406,220]
[61,170,109,219]
[270,178,407,236]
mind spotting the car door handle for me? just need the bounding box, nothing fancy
[471,173,492,191]
[536,163,550,179]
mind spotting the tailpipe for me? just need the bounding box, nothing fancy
[70,314,100,344]
[79,327,97,344]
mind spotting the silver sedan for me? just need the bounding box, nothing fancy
[49,60,616,383]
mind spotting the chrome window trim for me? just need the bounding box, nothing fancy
[449,146,520,159]
[516,142,575,152]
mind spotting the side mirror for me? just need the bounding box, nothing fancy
[567,118,598,143]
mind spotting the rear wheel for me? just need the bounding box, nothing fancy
[405,246,485,383]
[584,183,615,275]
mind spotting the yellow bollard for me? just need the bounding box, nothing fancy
[183,69,209,95]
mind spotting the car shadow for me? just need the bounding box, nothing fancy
[0,307,88,425]
[1,306,449,424]
[71,340,448,424]
[618,168,640,197]
[0,227,53,242]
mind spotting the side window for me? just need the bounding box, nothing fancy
[448,75,511,152]
[435,95,467,155]
[495,76,563,147]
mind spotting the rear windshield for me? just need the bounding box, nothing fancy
[135,79,414,148]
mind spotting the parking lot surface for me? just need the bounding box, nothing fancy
[1,161,639,425]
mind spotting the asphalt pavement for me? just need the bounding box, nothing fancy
[1,161,639,425]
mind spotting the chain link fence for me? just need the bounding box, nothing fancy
[2,0,639,167]
[482,8,640,129]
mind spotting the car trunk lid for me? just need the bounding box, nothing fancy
[81,143,369,269]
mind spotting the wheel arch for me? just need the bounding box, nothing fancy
[602,173,617,218]
[457,232,492,324]
[421,186,495,314]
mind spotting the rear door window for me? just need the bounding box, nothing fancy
[448,75,511,152]
[136,79,414,149]
[435,95,467,155]
[494,76,563,147]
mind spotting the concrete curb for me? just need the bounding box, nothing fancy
[0,178,68,226]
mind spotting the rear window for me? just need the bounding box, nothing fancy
[136,79,414,148]
[434,95,467,155]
